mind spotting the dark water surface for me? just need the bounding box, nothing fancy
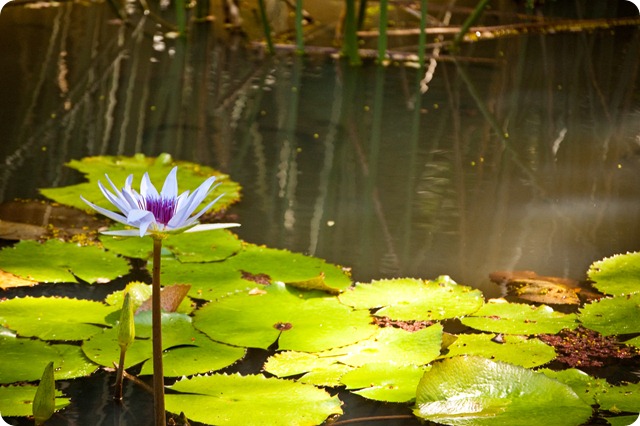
[1,0,639,424]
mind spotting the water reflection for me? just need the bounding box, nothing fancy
[1,2,640,295]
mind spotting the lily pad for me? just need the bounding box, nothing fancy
[264,325,442,387]
[224,244,352,292]
[0,335,63,383]
[39,153,241,213]
[0,297,118,340]
[460,299,579,335]
[339,276,484,321]
[578,294,640,336]
[82,311,244,377]
[100,228,242,262]
[588,252,640,296]
[414,356,593,426]
[539,368,611,406]
[596,382,640,413]
[166,373,342,426]
[0,239,129,284]
[0,385,69,417]
[442,333,556,368]
[341,363,429,402]
[193,281,377,352]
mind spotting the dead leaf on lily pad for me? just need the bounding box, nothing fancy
[285,273,342,295]
[136,284,191,314]
[0,269,37,289]
[490,270,580,305]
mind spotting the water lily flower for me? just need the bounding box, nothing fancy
[81,167,239,237]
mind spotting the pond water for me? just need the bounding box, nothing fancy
[0,0,639,424]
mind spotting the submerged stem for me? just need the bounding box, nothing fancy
[152,237,165,425]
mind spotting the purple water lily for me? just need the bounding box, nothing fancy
[81,167,239,237]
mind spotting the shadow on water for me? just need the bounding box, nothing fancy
[0,0,640,424]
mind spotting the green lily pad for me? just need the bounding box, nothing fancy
[578,294,640,336]
[341,363,429,403]
[264,325,442,387]
[442,333,556,368]
[0,297,117,340]
[224,244,352,292]
[40,153,240,213]
[597,382,640,413]
[588,252,640,296]
[414,356,593,426]
[539,368,611,406]
[194,282,377,352]
[166,373,342,426]
[51,344,99,380]
[0,385,69,417]
[624,335,640,348]
[0,335,63,383]
[460,299,579,335]
[604,415,640,426]
[160,257,249,301]
[0,239,129,284]
[82,311,244,377]
[339,276,484,321]
[100,228,242,262]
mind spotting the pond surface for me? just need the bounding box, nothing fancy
[0,0,639,424]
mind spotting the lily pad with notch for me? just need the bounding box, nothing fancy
[578,294,640,336]
[587,251,640,296]
[339,276,484,321]
[460,299,579,335]
[0,239,129,284]
[194,281,377,352]
[166,373,342,426]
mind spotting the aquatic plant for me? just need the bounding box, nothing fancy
[81,165,239,425]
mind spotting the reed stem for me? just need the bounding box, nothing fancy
[257,0,274,54]
[295,0,304,54]
[377,0,388,63]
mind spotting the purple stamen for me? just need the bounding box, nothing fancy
[142,197,177,226]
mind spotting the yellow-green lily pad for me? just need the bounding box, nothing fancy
[194,281,377,352]
[40,153,240,213]
[0,385,69,417]
[166,373,342,426]
[339,276,484,321]
[0,297,118,340]
[442,333,556,368]
[0,239,129,284]
[460,299,579,335]
[588,252,640,296]
[414,356,593,426]
[341,363,429,403]
[578,294,640,336]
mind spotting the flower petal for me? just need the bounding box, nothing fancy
[167,178,218,228]
[81,196,129,225]
[183,223,241,233]
[100,229,147,237]
[160,167,179,199]
[140,172,159,199]
[97,181,130,214]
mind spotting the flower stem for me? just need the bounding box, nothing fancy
[152,237,165,425]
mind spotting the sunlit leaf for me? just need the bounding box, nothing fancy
[604,414,640,426]
[194,282,377,352]
[578,294,640,336]
[539,368,610,406]
[414,356,593,426]
[82,311,244,377]
[342,363,429,402]
[224,244,352,292]
[596,382,640,413]
[339,276,484,321]
[442,333,556,368]
[0,335,63,384]
[0,239,129,284]
[0,269,36,289]
[166,373,342,426]
[588,252,640,296]
[0,297,118,340]
[39,153,240,213]
[0,385,69,417]
[460,299,579,335]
